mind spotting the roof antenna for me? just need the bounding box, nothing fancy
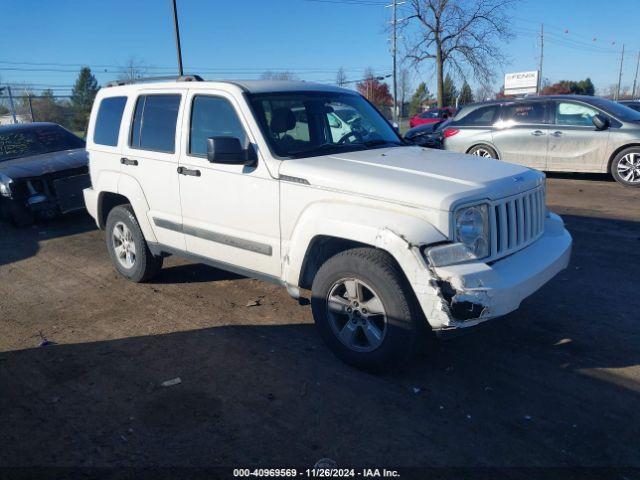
[171,0,184,76]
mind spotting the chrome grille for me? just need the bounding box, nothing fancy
[490,186,545,259]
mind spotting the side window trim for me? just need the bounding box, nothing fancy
[128,93,182,154]
[186,93,250,158]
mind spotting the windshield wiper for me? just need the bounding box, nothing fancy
[362,139,403,147]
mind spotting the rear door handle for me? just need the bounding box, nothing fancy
[531,130,546,136]
[551,131,563,137]
[177,166,201,177]
[120,157,138,166]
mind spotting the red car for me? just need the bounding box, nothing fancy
[409,107,455,128]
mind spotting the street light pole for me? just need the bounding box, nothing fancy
[171,0,184,76]
[616,44,625,101]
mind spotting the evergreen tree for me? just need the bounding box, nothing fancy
[70,67,99,132]
[459,81,474,105]
[409,82,431,117]
[442,74,458,107]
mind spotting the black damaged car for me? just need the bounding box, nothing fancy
[403,119,451,149]
[0,122,90,225]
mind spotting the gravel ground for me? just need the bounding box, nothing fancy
[0,174,638,475]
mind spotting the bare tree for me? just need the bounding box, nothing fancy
[119,57,149,81]
[402,0,516,107]
[261,71,298,81]
[336,67,348,87]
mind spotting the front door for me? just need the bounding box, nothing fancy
[177,91,281,277]
[491,101,549,170]
[547,100,611,172]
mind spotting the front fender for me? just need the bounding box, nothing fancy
[282,202,447,287]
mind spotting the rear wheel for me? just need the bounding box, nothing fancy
[468,144,498,159]
[311,248,425,371]
[105,205,163,282]
[611,147,640,187]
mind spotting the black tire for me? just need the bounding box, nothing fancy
[610,147,640,187]
[105,204,163,282]
[468,144,498,159]
[2,201,33,227]
[311,248,425,371]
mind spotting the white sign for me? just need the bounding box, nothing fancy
[504,71,539,95]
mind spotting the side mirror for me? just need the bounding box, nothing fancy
[206,137,257,166]
[391,122,400,133]
[592,114,610,131]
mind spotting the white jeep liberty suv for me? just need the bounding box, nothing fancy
[83,76,572,370]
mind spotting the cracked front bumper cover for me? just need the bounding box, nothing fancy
[421,212,572,331]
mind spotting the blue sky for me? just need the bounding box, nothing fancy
[1,0,638,97]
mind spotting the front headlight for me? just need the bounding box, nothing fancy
[454,203,490,259]
[0,174,13,198]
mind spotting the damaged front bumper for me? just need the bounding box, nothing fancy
[412,212,572,333]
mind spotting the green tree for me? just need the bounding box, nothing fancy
[459,81,474,105]
[409,82,432,116]
[442,74,458,107]
[70,67,99,132]
[575,78,595,96]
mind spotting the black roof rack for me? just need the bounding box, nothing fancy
[105,75,204,87]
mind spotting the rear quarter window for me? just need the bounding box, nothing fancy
[452,105,499,127]
[93,96,127,146]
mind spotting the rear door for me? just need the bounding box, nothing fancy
[491,100,549,169]
[547,100,611,172]
[120,90,186,249]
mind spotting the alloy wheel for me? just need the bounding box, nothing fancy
[112,221,137,269]
[618,153,640,184]
[326,278,388,352]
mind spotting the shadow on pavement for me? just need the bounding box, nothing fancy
[0,213,639,469]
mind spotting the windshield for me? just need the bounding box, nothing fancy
[249,91,403,158]
[0,125,85,162]
[587,97,640,122]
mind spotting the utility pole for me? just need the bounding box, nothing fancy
[616,44,625,101]
[538,24,544,93]
[27,94,35,122]
[632,50,640,100]
[386,1,404,122]
[171,0,184,76]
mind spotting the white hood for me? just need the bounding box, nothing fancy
[278,146,544,211]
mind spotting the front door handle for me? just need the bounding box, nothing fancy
[551,131,564,137]
[120,157,138,166]
[177,166,201,177]
[531,130,546,136]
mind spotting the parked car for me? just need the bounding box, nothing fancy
[409,107,455,128]
[443,95,640,187]
[619,100,640,112]
[444,95,640,187]
[0,122,89,225]
[84,77,571,370]
[404,119,451,149]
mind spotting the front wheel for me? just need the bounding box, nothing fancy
[105,205,163,282]
[611,147,640,187]
[468,144,498,159]
[311,248,425,371]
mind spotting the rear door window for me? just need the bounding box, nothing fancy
[501,102,547,124]
[130,94,181,153]
[94,96,127,146]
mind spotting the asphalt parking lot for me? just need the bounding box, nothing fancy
[1,174,639,472]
